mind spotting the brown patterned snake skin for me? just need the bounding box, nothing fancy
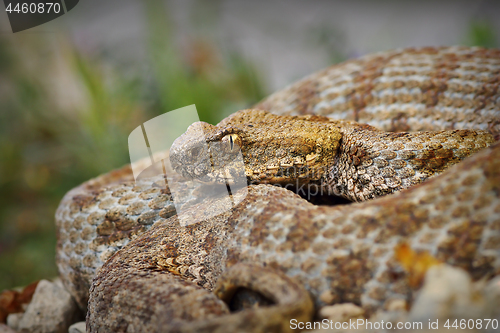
[54,46,500,332]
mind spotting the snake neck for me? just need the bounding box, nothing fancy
[169,109,494,202]
[325,126,494,202]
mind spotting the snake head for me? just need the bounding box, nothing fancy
[169,121,246,185]
[170,109,343,187]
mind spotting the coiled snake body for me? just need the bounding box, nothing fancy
[55,46,500,332]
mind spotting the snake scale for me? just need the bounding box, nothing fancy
[54,46,500,332]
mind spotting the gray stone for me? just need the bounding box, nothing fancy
[17,279,80,333]
[6,312,22,331]
[0,323,18,333]
[319,303,364,322]
[67,322,85,333]
[409,264,483,322]
[483,276,500,319]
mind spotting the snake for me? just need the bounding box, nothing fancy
[54,46,500,332]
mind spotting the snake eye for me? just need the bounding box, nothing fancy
[221,134,241,152]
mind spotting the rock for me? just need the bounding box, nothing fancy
[313,266,499,333]
[6,312,22,331]
[0,323,18,333]
[409,264,483,322]
[483,275,500,319]
[16,279,81,333]
[319,303,364,322]
[68,322,86,333]
[0,281,39,323]
[384,298,407,312]
[365,305,409,333]
[0,290,18,324]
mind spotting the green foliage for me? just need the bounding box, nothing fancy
[466,20,498,48]
[144,0,265,124]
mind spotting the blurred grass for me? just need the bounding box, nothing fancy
[0,1,265,291]
[466,20,498,48]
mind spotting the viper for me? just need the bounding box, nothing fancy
[55,46,500,332]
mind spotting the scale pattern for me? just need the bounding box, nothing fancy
[53,46,500,332]
[257,46,500,138]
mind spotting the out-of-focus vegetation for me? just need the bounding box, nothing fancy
[0,1,265,291]
[466,20,498,49]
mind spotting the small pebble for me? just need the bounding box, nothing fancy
[319,303,364,322]
[68,321,86,333]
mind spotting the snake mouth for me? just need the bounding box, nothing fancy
[195,171,236,185]
[196,177,216,185]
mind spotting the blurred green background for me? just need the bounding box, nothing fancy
[0,0,498,291]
